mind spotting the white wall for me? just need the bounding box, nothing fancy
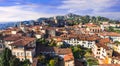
[64,38,95,48]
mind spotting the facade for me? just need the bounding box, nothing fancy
[99,32,120,42]
[46,27,56,37]
[63,34,98,48]
[64,38,95,48]
[9,37,36,63]
[4,35,23,49]
[92,43,113,59]
[83,23,103,33]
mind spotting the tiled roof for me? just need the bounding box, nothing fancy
[99,38,111,43]
[78,34,100,41]
[10,37,35,46]
[64,53,74,62]
[99,32,120,37]
[39,45,72,55]
[56,48,72,55]
[4,35,22,41]
[96,43,110,50]
[84,23,97,27]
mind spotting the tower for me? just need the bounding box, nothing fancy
[54,16,58,24]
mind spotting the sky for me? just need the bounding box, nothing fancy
[0,0,120,22]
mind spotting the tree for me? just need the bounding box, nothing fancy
[85,15,90,23]
[49,59,55,66]
[108,26,114,32]
[38,54,45,63]
[0,48,22,66]
[21,59,30,66]
[1,48,12,66]
[49,40,57,47]
[9,56,21,66]
[91,16,96,23]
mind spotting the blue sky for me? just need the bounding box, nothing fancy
[0,0,119,22]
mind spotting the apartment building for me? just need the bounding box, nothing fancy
[5,36,36,63]
[92,43,113,59]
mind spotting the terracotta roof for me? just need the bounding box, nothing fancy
[56,48,72,55]
[78,34,100,41]
[64,53,74,62]
[6,27,20,31]
[99,32,120,37]
[99,38,111,43]
[96,43,110,50]
[10,37,35,46]
[39,46,72,55]
[4,35,22,41]
[84,23,98,27]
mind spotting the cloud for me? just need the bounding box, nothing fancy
[92,12,120,20]
[0,5,58,22]
[58,0,118,12]
[57,0,120,19]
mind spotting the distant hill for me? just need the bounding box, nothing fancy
[0,13,119,30]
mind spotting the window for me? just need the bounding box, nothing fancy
[21,52,23,56]
[82,45,84,47]
[17,52,19,56]
[26,53,29,56]
[107,53,110,55]
[97,52,100,54]
[97,49,100,51]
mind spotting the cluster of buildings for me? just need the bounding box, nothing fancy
[0,20,120,66]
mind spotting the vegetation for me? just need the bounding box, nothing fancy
[87,57,99,66]
[70,45,98,66]
[38,54,46,64]
[49,59,55,66]
[0,48,30,66]
[36,38,48,45]
[106,26,120,33]
[37,54,58,66]
[114,41,120,44]
[107,26,114,32]
[49,40,57,47]
[70,46,86,59]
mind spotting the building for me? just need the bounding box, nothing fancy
[4,35,23,49]
[39,46,74,66]
[63,34,99,48]
[99,32,120,42]
[46,27,56,37]
[92,43,113,59]
[64,53,74,66]
[83,23,103,33]
[9,37,36,63]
